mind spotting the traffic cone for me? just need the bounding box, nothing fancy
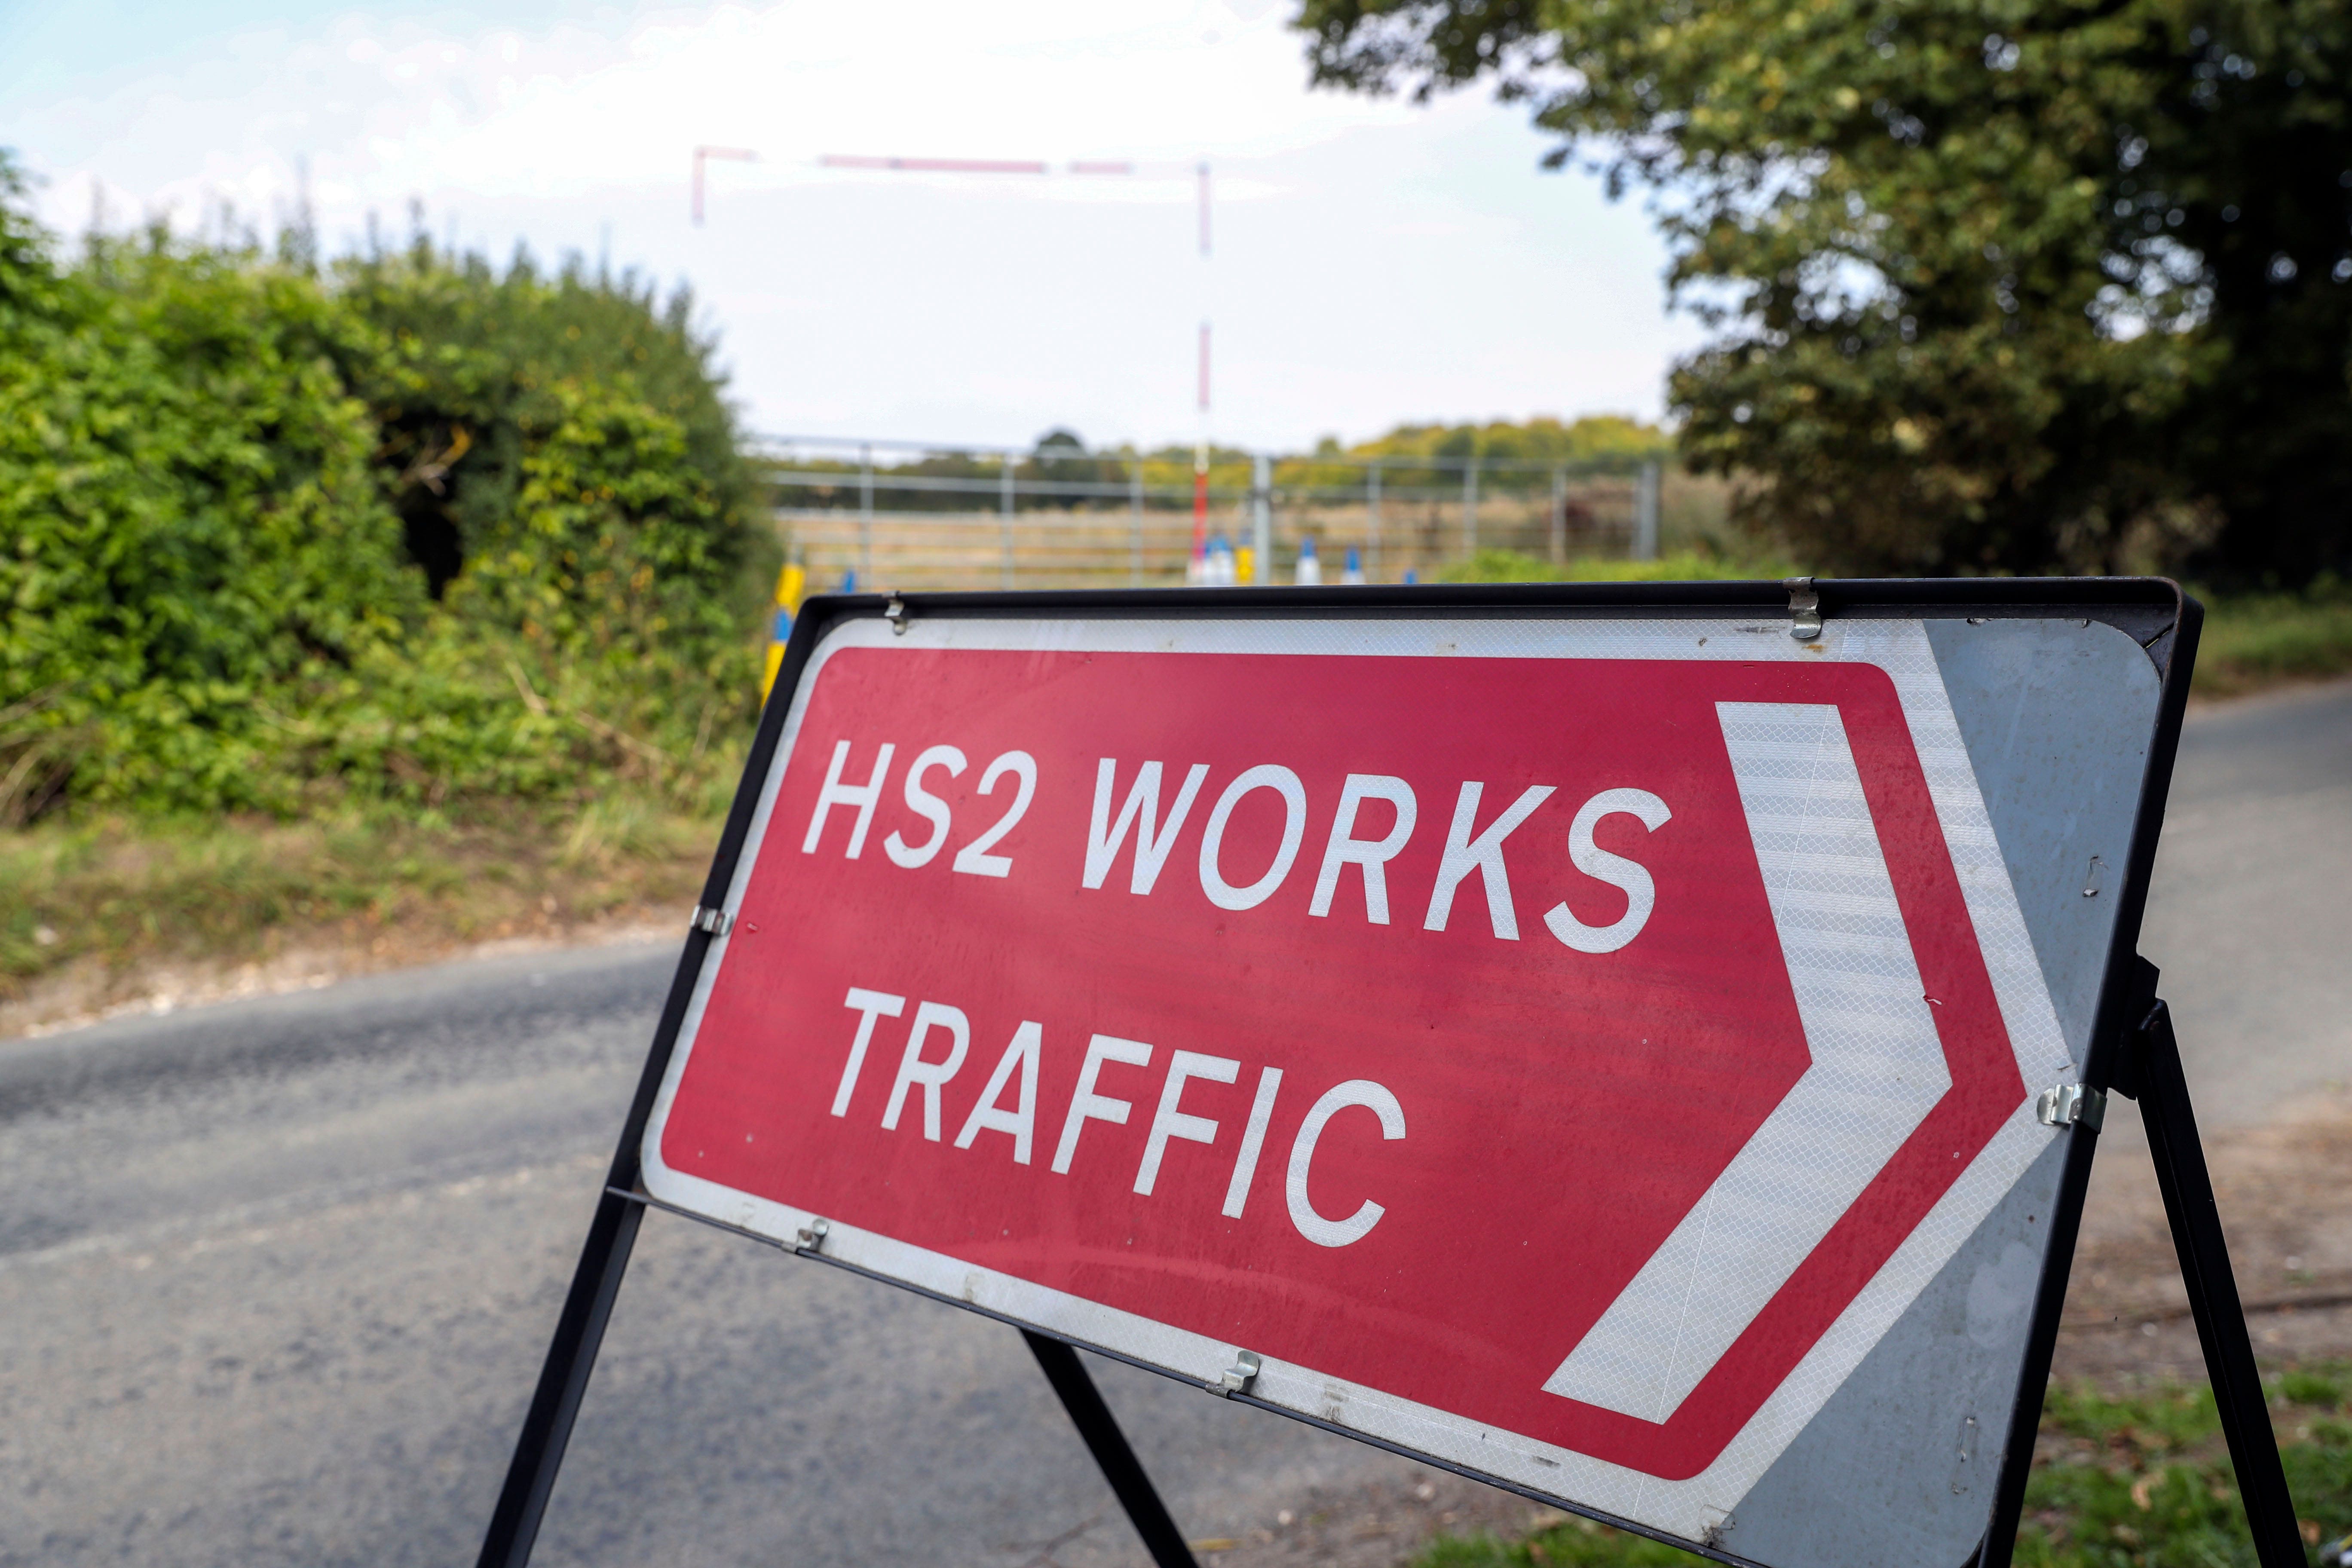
[1295,536,1322,586]
[1342,546,1365,586]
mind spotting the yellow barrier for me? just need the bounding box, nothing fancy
[760,562,808,702]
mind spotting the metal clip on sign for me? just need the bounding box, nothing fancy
[1209,1350,1260,1398]
[2034,1083,2105,1130]
[1784,576,1823,641]
[476,578,2302,1568]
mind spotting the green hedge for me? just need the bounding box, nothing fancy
[0,155,769,823]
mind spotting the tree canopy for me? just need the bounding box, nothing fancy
[1295,0,2352,580]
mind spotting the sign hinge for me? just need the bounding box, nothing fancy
[2036,1083,2106,1130]
[884,595,908,635]
[1208,1350,1261,1398]
[689,905,733,937]
[795,1218,830,1253]
[1785,576,1823,641]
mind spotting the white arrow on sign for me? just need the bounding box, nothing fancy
[1545,701,1954,1424]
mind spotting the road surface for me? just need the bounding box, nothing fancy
[0,678,2345,1567]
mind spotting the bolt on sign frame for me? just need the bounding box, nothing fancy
[478,579,2303,1568]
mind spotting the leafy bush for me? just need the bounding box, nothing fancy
[0,157,767,824]
[452,377,745,675]
[331,235,753,600]
[1,193,422,818]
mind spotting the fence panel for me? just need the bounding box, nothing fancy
[761,438,1665,593]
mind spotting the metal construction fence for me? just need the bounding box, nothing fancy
[757,434,1670,593]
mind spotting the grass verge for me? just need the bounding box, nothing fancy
[3,567,2345,1029]
[2191,581,2352,698]
[1434,549,1800,586]
[1406,1368,2352,1568]
[0,790,725,1027]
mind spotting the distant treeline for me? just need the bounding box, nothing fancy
[0,155,768,824]
[763,416,1675,513]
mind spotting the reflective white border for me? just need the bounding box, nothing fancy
[640,612,2076,1544]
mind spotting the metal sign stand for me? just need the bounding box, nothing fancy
[2126,1017,2304,1568]
[474,583,2307,1568]
[1974,951,2303,1568]
[1024,1332,1200,1568]
[2110,961,2301,1568]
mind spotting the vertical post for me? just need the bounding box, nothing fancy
[690,147,755,228]
[1130,464,1145,587]
[1367,460,1383,585]
[1191,320,1211,582]
[858,444,874,587]
[1461,453,1479,560]
[1191,163,1212,585]
[1001,454,1016,591]
[1634,459,1660,562]
[1251,453,1273,586]
[1191,441,1210,582]
[1549,466,1567,567]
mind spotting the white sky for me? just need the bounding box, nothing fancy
[0,0,1702,453]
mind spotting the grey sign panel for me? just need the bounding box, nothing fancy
[1720,616,2163,1566]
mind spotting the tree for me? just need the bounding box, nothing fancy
[1023,428,1128,506]
[1294,0,2352,580]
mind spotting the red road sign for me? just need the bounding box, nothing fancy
[643,614,2076,1535]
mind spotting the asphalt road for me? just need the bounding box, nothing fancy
[2135,679,2352,1124]
[1,678,2345,1568]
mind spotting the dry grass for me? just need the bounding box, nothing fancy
[0,796,720,1035]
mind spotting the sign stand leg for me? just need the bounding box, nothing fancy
[2110,970,2304,1568]
[477,1191,645,1568]
[1023,1330,1201,1568]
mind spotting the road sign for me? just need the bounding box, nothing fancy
[487,581,2304,1568]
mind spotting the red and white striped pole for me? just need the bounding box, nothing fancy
[1193,321,1210,573]
[1191,162,1213,581]
[704,148,1216,583]
[691,146,757,226]
[699,149,1133,224]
